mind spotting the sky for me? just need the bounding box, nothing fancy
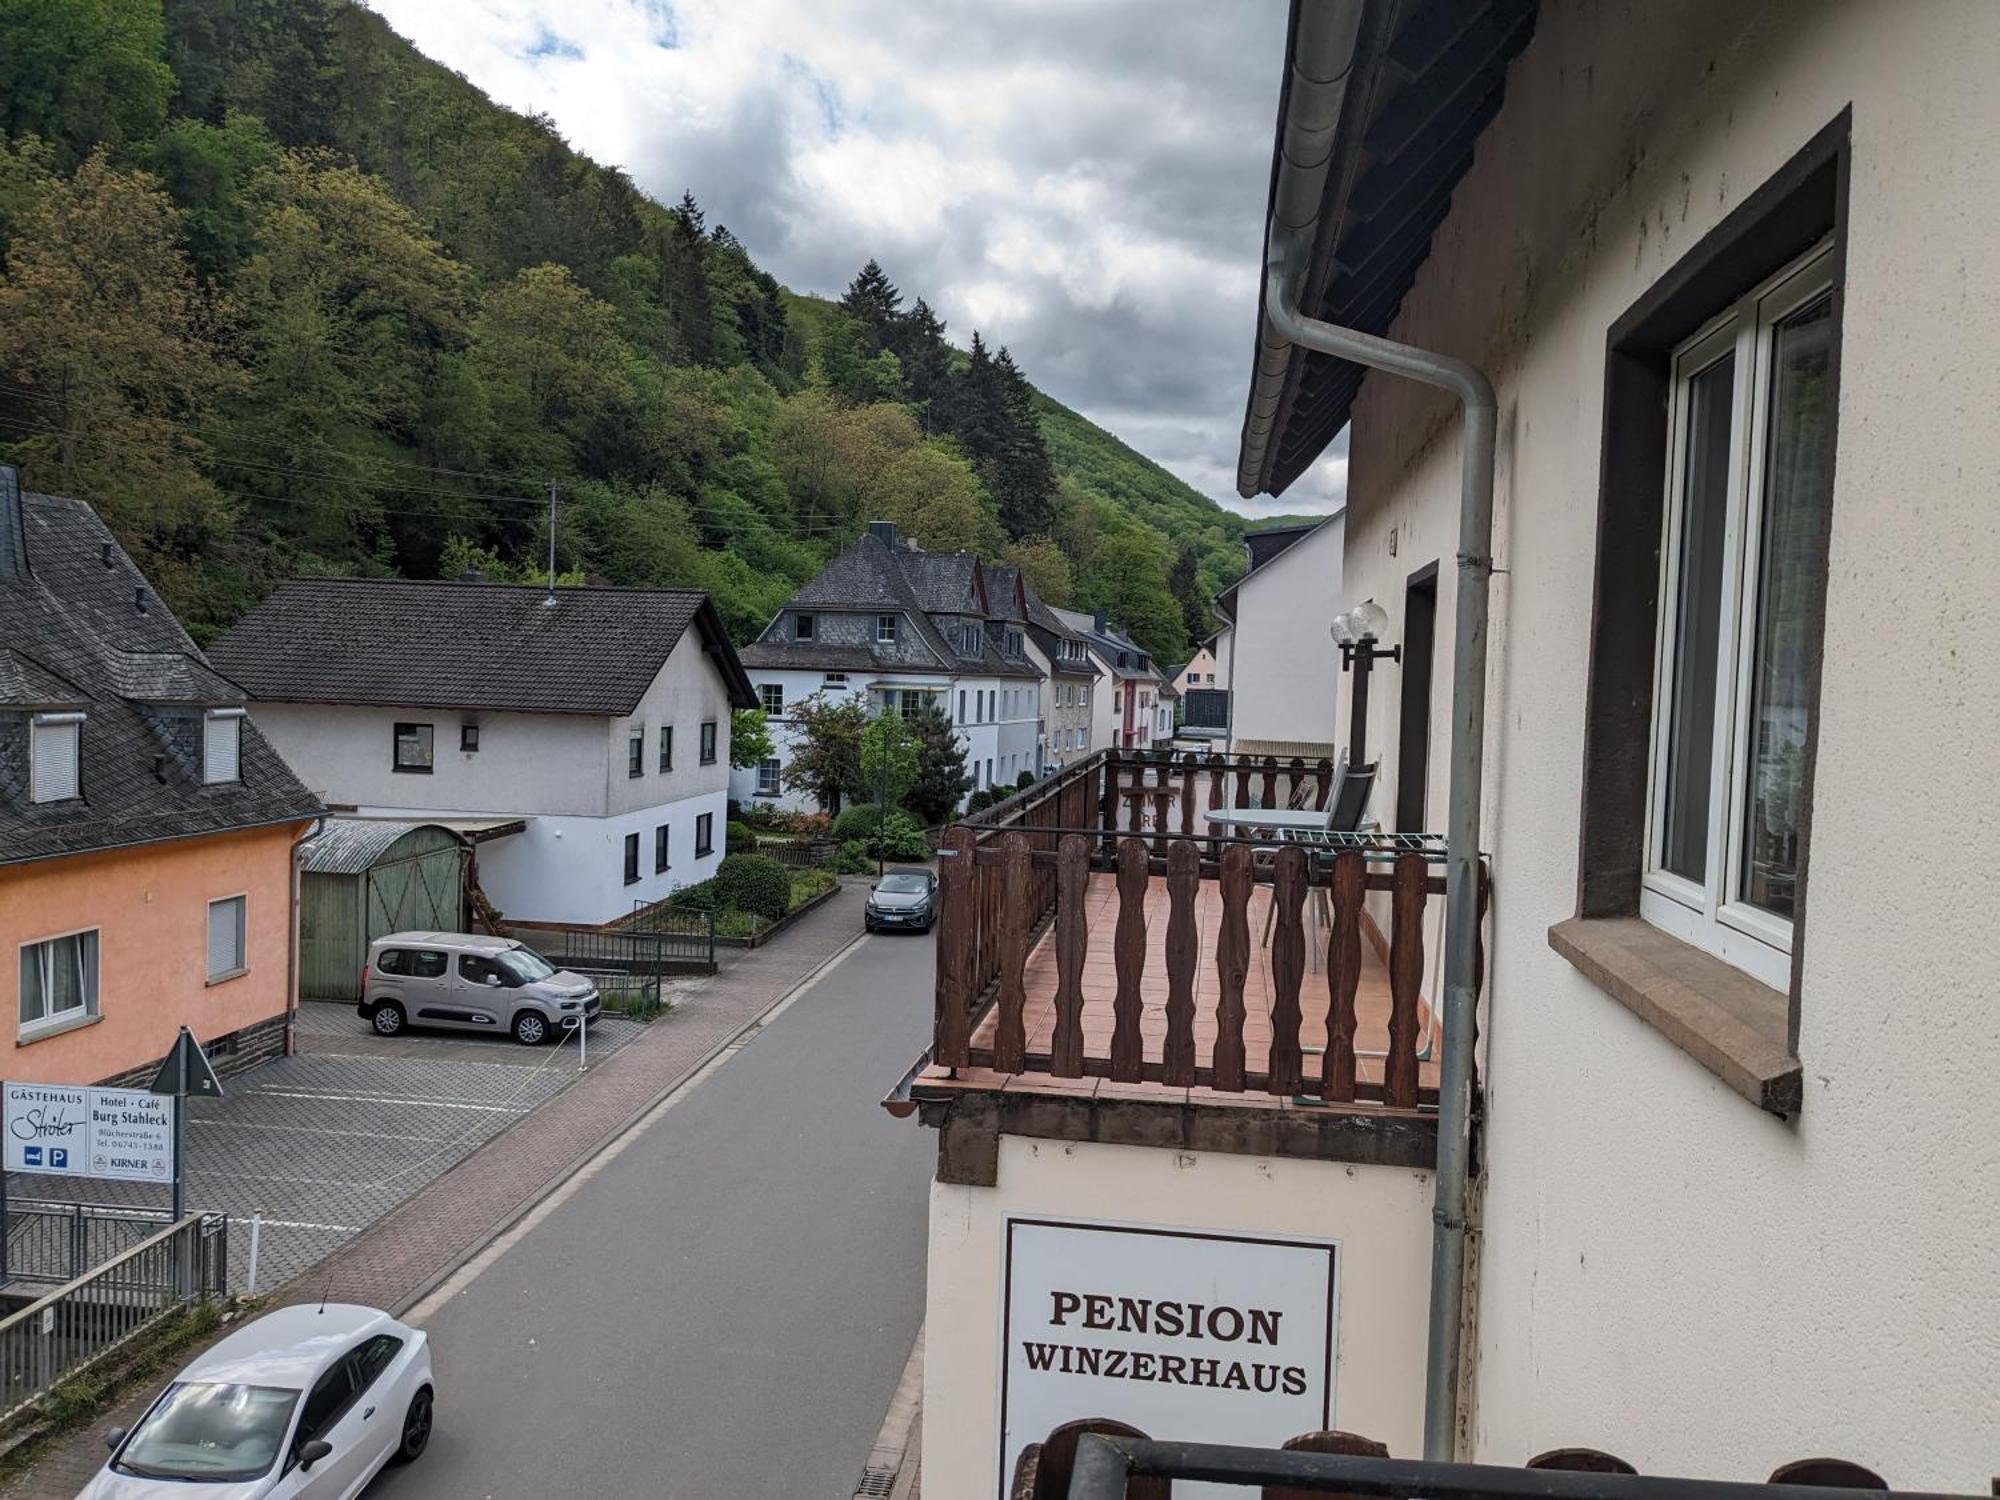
[361,0,1349,520]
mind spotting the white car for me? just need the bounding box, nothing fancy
[80,1304,433,1499]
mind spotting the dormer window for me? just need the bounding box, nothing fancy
[794,613,815,642]
[29,713,83,803]
[1006,630,1023,656]
[877,615,898,644]
[202,708,245,785]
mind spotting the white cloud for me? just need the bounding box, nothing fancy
[362,0,1346,518]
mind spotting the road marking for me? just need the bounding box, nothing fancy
[250,1217,364,1234]
[190,1119,451,1145]
[404,927,870,1326]
[249,1088,534,1114]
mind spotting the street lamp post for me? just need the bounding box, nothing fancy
[1330,600,1399,766]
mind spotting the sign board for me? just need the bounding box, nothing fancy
[149,1027,224,1100]
[4,1082,174,1184]
[999,1217,1338,1499]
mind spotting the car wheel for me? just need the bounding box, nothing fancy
[512,1011,550,1046]
[370,1002,406,1038]
[392,1387,432,1464]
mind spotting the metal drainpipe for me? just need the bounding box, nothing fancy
[1262,234,1496,1460]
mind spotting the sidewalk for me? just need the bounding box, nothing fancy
[4,883,868,1500]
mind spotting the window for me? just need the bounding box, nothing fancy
[622,833,640,885]
[699,720,717,765]
[655,823,670,873]
[958,689,966,722]
[824,672,848,686]
[695,812,714,857]
[794,613,815,641]
[19,929,98,1034]
[202,709,243,784]
[392,722,433,774]
[459,953,509,987]
[293,1363,356,1454]
[206,896,246,982]
[1641,242,1834,991]
[353,1336,403,1392]
[975,689,984,722]
[659,725,673,772]
[756,758,780,796]
[376,948,446,979]
[628,724,645,778]
[28,713,81,803]
[1007,629,1022,656]
[460,722,480,753]
[760,683,784,716]
[899,693,926,723]
[876,614,898,643]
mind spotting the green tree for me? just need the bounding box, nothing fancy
[0,0,174,163]
[472,262,635,475]
[0,149,233,611]
[785,692,869,814]
[1168,542,1210,647]
[1084,529,1188,663]
[860,710,919,813]
[729,707,774,771]
[146,112,281,283]
[873,439,992,553]
[1004,535,1073,607]
[906,704,971,825]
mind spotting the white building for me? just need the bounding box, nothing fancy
[1168,643,1221,697]
[1213,514,1346,760]
[1021,593,1098,774]
[211,579,756,926]
[1055,608,1169,754]
[732,523,1043,812]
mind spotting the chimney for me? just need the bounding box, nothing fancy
[133,586,148,616]
[0,466,24,581]
[1092,609,1107,633]
[866,520,898,548]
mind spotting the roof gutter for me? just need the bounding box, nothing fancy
[1250,0,1498,1462]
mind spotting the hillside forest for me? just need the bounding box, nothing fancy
[0,0,1250,659]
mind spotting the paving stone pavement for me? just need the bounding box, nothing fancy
[2,882,868,1500]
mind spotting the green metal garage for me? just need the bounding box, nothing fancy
[298,820,470,1001]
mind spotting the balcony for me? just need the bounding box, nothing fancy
[897,751,1486,1174]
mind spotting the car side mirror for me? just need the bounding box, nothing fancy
[484,974,502,987]
[104,1426,126,1452]
[297,1438,333,1471]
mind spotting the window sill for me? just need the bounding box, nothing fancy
[206,967,248,988]
[1548,916,1801,1118]
[18,1011,102,1047]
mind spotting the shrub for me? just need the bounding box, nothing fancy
[1015,768,1036,789]
[783,810,832,841]
[712,853,792,922]
[832,840,874,875]
[964,787,994,814]
[726,820,759,856]
[789,868,838,908]
[831,802,887,842]
[872,810,932,861]
[666,876,719,912]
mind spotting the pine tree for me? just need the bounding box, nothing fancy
[1168,543,1209,647]
[839,258,901,346]
[658,192,712,363]
[906,704,973,824]
[894,297,952,431]
[990,347,1057,538]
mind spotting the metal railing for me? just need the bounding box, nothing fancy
[504,909,716,974]
[1066,1438,1985,1500]
[5,1200,180,1286]
[0,1212,227,1423]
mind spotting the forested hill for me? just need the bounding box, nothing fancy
[0,0,1247,660]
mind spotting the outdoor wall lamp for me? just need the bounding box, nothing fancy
[1330,602,1398,765]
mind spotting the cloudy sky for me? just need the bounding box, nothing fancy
[362,0,1347,519]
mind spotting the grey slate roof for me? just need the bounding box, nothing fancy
[211,578,757,715]
[0,489,322,868]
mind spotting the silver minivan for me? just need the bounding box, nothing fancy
[359,931,601,1046]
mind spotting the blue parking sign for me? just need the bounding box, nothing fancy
[48,1148,67,1170]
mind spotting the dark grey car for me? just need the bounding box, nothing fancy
[864,870,937,934]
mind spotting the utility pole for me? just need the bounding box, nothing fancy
[546,480,558,599]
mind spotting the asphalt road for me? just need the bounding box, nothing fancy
[366,922,937,1500]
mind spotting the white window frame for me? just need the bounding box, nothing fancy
[18,926,100,1039]
[29,712,83,804]
[759,682,784,717]
[1641,240,1834,992]
[756,758,781,796]
[206,894,248,983]
[876,614,898,644]
[202,708,245,785]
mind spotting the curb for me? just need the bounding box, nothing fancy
[387,922,870,1319]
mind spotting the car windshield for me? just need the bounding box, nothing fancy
[114,1381,300,1481]
[876,876,930,895]
[497,947,557,983]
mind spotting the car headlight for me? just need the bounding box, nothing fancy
[559,1001,580,1011]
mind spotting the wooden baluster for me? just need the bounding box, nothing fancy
[1111,838,1149,1083]
[1162,840,1199,1086]
[1207,762,1225,860]
[1150,778,1171,857]
[1179,754,1196,837]
[1051,835,1090,1077]
[1213,844,1251,1091]
[1235,760,1251,808]
[1386,852,1426,1107]
[1126,761,1147,835]
[1287,756,1306,808]
[993,834,1031,1073]
[935,825,975,1067]
[1260,756,1279,810]
[1322,850,1365,1103]
[1099,753,1120,861]
[1267,845,1307,1096]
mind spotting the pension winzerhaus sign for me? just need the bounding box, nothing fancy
[999,1217,1338,1498]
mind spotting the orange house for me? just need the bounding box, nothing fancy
[0,473,320,1087]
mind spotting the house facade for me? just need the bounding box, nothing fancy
[1022,594,1097,774]
[1233,0,1997,1486]
[1214,514,1346,760]
[211,579,755,927]
[1057,609,1169,753]
[731,523,1043,811]
[1168,643,1221,698]
[0,471,321,1086]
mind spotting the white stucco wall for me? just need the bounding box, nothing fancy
[1227,515,1345,752]
[605,629,734,818]
[923,1135,1435,1500]
[1329,1,1999,1484]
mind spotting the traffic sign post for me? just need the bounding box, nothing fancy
[148,1027,224,1223]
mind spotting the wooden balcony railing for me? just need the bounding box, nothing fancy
[934,750,1488,1110]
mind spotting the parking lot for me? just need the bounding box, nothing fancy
[12,1001,650,1291]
